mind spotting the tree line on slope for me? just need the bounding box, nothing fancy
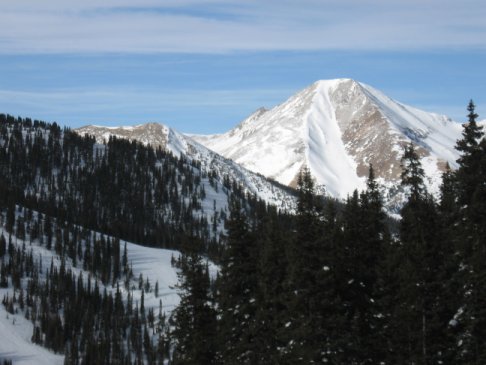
[0,112,283,364]
[0,206,172,364]
[171,100,486,364]
[0,114,272,262]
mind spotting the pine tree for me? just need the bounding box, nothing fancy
[282,167,341,363]
[455,100,484,206]
[435,164,462,363]
[453,101,486,364]
[171,250,217,365]
[395,145,449,364]
[253,211,289,364]
[217,198,259,364]
[352,165,389,363]
[401,144,426,202]
[0,234,6,257]
[6,200,15,234]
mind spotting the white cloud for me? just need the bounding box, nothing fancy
[0,0,485,54]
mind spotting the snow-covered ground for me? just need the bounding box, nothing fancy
[0,222,193,364]
[125,242,180,313]
[0,302,64,365]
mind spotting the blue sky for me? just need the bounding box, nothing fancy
[0,0,485,134]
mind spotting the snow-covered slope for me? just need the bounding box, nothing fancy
[192,79,463,210]
[0,221,188,364]
[0,304,64,365]
[76,124,295,211]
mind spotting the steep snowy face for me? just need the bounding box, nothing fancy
[191,83,322,191]
[329,80,462,200]
[192,79,463,208]
[192,79,367,197]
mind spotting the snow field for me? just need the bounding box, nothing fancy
[0,216,191,364]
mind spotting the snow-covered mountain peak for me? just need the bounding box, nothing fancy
[78,122,169,145]
[192,79,463,210]
[76,122,194,157]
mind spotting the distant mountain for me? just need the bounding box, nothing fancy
[192,79,463,211]
[76,123,192,157]
[76,123,295,211]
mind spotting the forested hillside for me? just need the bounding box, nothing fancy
[173,101,486,364]
[0,114,278,260]
[1,101,486,364]
[0,113,285,364]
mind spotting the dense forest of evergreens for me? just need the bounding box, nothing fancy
[172,101,486,364]
[0,113,272,261]
[1,101,485,364]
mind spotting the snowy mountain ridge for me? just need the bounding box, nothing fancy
[77,79,468,211]
[76,123,296,212]
[192,79,464,210]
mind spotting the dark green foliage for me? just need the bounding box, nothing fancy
[171,250,217,365]
[217,198,259,364]
[455,100,484,205]
[0,234,6,257]
[451,101,486,364]
[401,144,426,201]
[394,144,454,364]
[252,210,290,364]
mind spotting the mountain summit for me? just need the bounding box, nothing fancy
[193,78,462,209]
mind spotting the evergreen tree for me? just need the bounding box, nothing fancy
[401,144,426,202]
[171,249,217,365]
[0,234,6,257]
[453,101,486,364]
[5,200,15,234]
[349,165,389,363]
[282,167,340,363]
[435,164,462,363]
[217,198,259,364]
[455,100,484,205]
[253,211,289,364]
[395,145,449,364]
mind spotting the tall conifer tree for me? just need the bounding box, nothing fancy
[396,144,448,364]
[217,198,258,364]
[453,101,486,364]
[171,249,217,365]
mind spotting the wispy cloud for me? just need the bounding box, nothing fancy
[1,0,485,54]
